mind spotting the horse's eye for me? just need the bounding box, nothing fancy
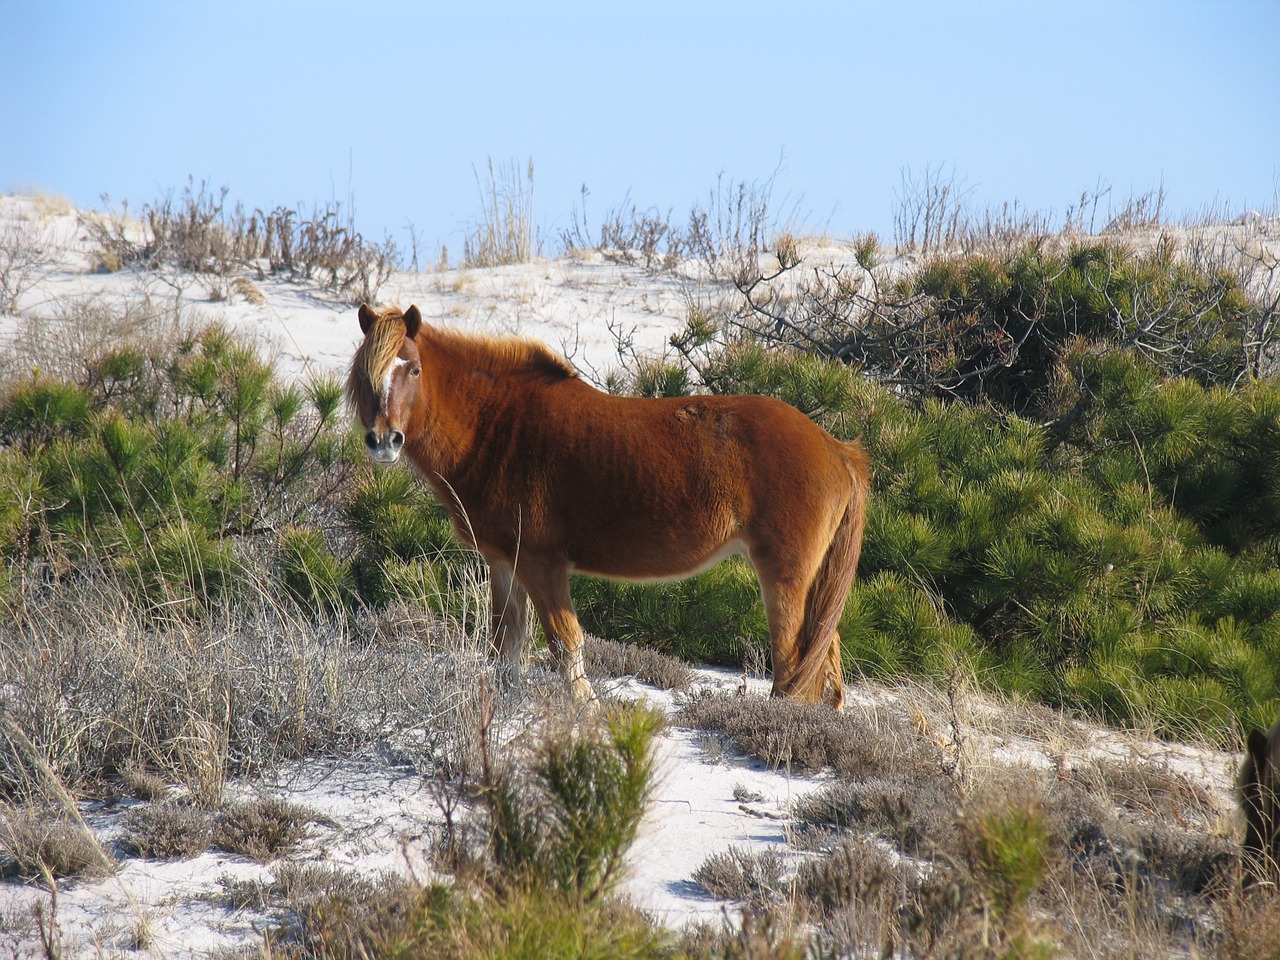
[411,367,421,378]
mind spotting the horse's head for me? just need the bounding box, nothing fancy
[348,303,424,464]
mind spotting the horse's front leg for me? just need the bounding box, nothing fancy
[487,558,528,686]
[517,560,596,702]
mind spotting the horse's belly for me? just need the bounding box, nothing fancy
[569,536,747,583]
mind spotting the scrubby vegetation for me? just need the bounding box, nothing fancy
[584,227,1280,741]
[4,178,1280,956]
[82,178,400,303]
[679,686,1264,959]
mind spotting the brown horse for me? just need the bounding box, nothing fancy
[346,304,870,707]
[1240,717,1280,886]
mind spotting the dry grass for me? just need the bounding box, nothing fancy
[674,674,1253,959]
[584,636,694,691]
[0,803,116,883]
[212,796,316,862]
[0,568,509,800]
[1216,886,1280,960]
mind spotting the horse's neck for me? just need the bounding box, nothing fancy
[414,347,491,477]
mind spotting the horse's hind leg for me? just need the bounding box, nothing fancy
[488,558,528,684]
[752,512,850,704]
[517,560,596,702]
[751,548,824,702]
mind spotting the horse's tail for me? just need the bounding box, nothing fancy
[787,440,871,703]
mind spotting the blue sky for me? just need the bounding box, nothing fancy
[3,0,1277,260]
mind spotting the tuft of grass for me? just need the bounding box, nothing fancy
[79,179,399,303]
[212,796,315,862]
[463,157,538,268]
[122,799,213,860]
[281,703,673,960]
[676,690,938,778]
[0,803,116,883]
[119,763,170,802]
[0,568,504,802]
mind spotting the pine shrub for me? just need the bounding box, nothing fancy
[484,704,662,904]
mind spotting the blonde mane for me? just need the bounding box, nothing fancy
[347,309,578,416]
[432,328,579,382]
[346,309,410,413]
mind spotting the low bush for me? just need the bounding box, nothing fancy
[122,799,213,860]
[213,796,315,862]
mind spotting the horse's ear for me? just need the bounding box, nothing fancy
[403,304,423,339]
[358,303,378,334]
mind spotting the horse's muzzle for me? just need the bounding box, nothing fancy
[365,429,404,464]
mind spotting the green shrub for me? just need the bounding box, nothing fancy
[0,380,92,452]
[0,320,359,612]
[279,527,354,612]
[485,705,662,904]
[574,558,767,667]
[673,340,1280,737]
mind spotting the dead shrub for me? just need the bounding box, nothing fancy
[793,834,898,920]
[213,796,315,862]
[0,214,64,313]
[122,799,213,860]
[79,180,400,303]
[676,690,937,778]
[583,636,694,690]
[692,845,788,907]
[793,776,959,859]
[276,863,414,960]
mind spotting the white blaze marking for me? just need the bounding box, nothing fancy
[381,357,410,406]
